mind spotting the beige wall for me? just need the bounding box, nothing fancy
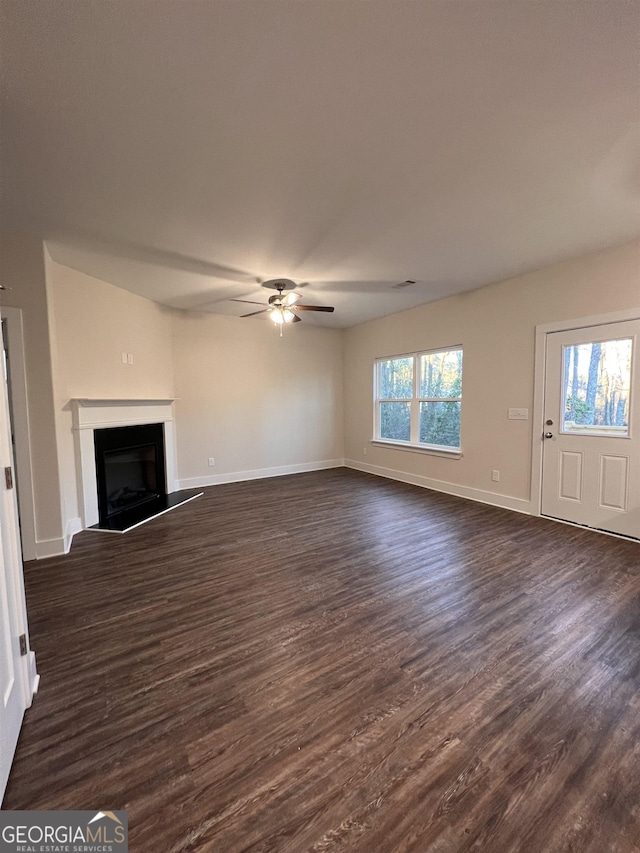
[172,312,344,484]
[0,233,64,550]
[46,257,344,541]
[46,254,176,532]
[343,239,640,507]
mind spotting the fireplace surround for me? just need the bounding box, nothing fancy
[72,399,200,532]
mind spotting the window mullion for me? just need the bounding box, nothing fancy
[410,354,420,443]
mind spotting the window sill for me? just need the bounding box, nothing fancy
[371,440,462,459]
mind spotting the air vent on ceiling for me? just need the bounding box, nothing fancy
[392,280,417,289]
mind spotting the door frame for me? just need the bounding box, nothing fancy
[2,307,37,562]
[531,307,640,523]
[0,310,38,803]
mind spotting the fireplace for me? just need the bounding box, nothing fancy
[94,423,166,528]
[72,398,202,534]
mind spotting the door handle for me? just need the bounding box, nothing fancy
[544,432,553,439]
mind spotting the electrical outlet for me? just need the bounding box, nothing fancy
[492,470,500,482]
[208,457,215,467]
[363,446,367,456]
[127,353,134,365]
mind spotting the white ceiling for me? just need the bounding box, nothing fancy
[2,1,639,328]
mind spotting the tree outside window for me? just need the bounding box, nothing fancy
[562,339,631,434]
[375,348,463,450]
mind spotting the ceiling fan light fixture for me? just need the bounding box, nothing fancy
[270,306,295,325]
[234,279,335,329]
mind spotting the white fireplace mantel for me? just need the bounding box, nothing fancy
[71,398,178,528]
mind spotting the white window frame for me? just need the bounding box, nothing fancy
[373,347,463,456]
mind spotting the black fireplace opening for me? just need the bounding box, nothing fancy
[94,423,167,529]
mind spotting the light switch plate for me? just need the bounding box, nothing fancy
[508,408,528,420]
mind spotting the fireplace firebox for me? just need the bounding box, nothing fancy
[94,423,167,530]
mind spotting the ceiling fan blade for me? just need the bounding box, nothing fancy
[241,309,270,318]
[283,292,302,306]
[230,298,267,305]
[295,304,335,312]
[292,314,302,323]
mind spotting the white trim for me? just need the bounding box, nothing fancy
[177,458,345,490]
[75,416,176,431]
[371,439,462,458]
[35,536,68,560]
[32,523,82,561]
[0,313,35,794]
[1,308,37,562]
[345,458,532,514]
[73,398,176,406]
[532,308,640,337]
[531,308,640,517]
[64,517,82,553]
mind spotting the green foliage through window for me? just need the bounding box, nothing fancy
[419,401,461,447]
[376,348,463,449]
[562,340,631,433]
[380,402,411,441]
[419,351,462,398]
[379,358,413,399]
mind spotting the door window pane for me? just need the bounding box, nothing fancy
[379,357,413,399]
[379,402,411,441]
[419,401,461,448]
[420,350,463,398]
[562,338,632,436]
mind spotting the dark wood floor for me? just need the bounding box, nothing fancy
[4,469,640,852]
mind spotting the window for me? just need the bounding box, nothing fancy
[375,348,463,451]
[561,338,632,437]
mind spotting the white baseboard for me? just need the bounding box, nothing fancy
[34,536,66,559]
[177,458,345,490]
[33,516,82,560]
[64,516,82,552]
[345,459,532,515]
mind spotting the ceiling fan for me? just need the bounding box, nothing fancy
[230,279,334,333]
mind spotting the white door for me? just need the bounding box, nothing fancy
[541,319,640,538]
[0,316,33,802]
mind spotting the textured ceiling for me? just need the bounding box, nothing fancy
[2,0,639,327]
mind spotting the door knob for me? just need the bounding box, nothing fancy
[544,432,553,439]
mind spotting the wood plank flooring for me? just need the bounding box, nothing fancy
[4,468,640,852]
